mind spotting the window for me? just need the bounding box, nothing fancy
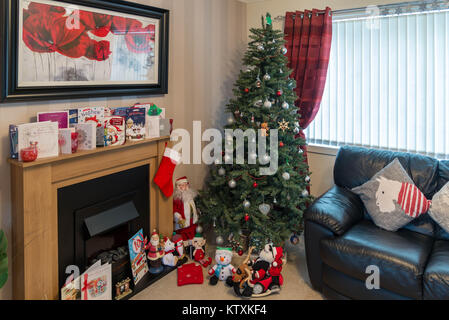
[306,1,449,158]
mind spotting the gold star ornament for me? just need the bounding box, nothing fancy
[278,119,289,132]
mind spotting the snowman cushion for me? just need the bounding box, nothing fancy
[352,158,431,232]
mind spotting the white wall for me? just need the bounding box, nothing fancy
[246,0,405,198]
[0,0,247,299]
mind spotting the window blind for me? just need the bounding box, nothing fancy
[306,1,449,159]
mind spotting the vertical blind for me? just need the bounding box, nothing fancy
[306,3,449,159]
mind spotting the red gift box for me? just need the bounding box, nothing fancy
[177,262,204,286]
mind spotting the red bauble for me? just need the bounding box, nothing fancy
[276,90,283,96]
[238,249,244,256]
[279,142,284,147]
[253,182,258,188]
[244,214,250,222]
[244,88,250,93]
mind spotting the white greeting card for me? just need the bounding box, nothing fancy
[80,263,112,300]
[58,128,73,155]
[75,123,96,151]
[17,121,59,161]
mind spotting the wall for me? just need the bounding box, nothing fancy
[0,0,247,299]
[246,0,405,198]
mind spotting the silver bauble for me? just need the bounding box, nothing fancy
[263,73,271,81]
[282,102,289,110]
[243,200,251,209]
[302,189,309,197]
[305,176,311,182]
[281,46,288,54]
[255,79,262,88]
[196,225,203,233]
[228,179,237,188]
[298,148,304,154]
[263,100,272,108]
[218,167,226,176]
[216,236,224,245]
[282,172,291,180]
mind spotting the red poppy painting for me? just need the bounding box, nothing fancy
[18,0,160,86]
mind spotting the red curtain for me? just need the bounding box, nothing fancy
[284,8,332,163]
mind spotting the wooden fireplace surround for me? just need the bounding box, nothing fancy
[8,136,173,300]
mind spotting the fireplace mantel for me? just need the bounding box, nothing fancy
[8,136,173,300]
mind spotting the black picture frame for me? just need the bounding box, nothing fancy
[0,0,169,102]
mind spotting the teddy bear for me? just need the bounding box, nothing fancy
[208,247,235,286]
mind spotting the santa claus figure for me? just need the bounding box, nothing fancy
[144,230,165,274]
[173,177,199,241]
[268,247,284,288]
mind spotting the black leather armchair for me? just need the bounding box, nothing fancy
[304,146,449,300]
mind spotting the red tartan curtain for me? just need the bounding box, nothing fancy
[284,8,332,163]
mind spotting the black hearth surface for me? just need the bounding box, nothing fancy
[57,165,176,299]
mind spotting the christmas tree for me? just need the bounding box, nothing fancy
[197,13,312,252]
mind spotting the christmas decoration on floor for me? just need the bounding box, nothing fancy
[233,243,284,298]
[192,233,212,267]
[208,247,236,286]
[197,12,312,254]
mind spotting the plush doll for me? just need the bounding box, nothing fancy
[242,244,282,297]
[173,177,199,241]
[192,233,212,268]
[208,247,235,286]
[162,237,178,267]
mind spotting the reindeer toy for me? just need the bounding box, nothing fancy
[232,247,255,296]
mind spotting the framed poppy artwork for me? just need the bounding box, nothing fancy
[0,0,169,102]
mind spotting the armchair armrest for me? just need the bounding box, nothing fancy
[304,185,364,235]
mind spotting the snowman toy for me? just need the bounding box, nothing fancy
[208,247,236,286]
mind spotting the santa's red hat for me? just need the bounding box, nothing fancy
[151,230,158,237]
[272,247,283,267]
[176,176,189,185]
[163,236,169,242]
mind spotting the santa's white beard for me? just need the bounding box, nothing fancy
[174,188,197,203]
[150,239,159,246]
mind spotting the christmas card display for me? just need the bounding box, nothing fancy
[126,107,146,141]
[78,107,105,147]
[104,116,125,147]
[177,262,204,286]
[128,229,149,285]
[37,111,69,129]
[80,262,112,300]
[75,123,96,151]
[10,121,59,161]
[58,128,74,155]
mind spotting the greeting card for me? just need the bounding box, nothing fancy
[37,111,69,129]
[78,107,105,147]
[126,107,146,141]
[80,263,112,300]
[75,123,96,151]
[13,121,59,161]
[104,116,125,147]
[128,229,149,285]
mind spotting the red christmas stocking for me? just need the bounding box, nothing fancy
[154,148,180,197]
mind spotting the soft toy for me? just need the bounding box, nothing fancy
[192,233,212,267]
[242,244,281,297]
[162,237,178,267]
[208,247,235,285]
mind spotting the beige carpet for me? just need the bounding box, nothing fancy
[132,236,324,300]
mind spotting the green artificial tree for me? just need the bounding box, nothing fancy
[197,13,312,252]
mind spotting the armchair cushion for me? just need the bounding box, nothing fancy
[304,185,364,236]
